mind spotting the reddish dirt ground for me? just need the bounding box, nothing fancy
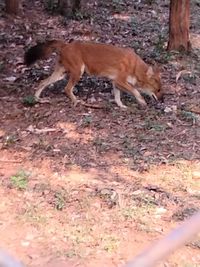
[0,1,200,266]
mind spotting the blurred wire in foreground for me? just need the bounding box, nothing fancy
[0,249,24,267]
[0,211,199,267]
[124,211,200,267]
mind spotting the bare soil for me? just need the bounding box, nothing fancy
[0,1,200,266]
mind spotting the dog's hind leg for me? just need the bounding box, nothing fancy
[35,63,66,102]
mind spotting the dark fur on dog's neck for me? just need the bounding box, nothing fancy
[24,41,57,66]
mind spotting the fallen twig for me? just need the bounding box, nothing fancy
[26,125,58,134]
[176,70,192,83]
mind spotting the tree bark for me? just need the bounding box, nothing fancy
[167,0,191,52]
[58,0,81,15]
[5,0,20,15]
[72,0,81,13]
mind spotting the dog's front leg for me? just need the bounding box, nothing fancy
[113,79,147,108]
[34,64,66,103]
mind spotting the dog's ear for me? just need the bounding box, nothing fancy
[146,66,154,78]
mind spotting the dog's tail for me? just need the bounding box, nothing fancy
[24,40,65,66]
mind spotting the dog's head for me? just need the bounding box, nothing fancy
[144,66,164,102]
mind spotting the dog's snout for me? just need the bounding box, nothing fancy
[160,95,164,102]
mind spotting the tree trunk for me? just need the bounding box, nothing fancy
[72,0,81,13]
[167,0,191,52]
[58,0,81,15]
[5,0,20,15]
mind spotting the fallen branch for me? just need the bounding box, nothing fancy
[36,98,105,109]
[82,102,105,109]
[0,159,22,163]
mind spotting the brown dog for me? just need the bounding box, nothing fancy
[25,40,163,108]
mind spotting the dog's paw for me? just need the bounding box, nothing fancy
[138,101,148,110]
[139,104,148,110]
[119,104,128,109]
[73,99,83,107]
